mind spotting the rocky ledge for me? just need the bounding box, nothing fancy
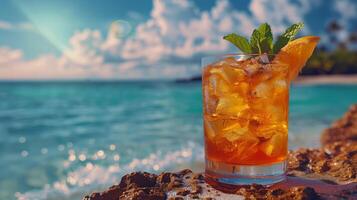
[83,105,357,200]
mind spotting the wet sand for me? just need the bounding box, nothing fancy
[294,75,357,85]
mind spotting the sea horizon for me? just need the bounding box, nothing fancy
[1,74,357,83]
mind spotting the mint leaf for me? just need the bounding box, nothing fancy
[250,23,273,54]
[282,22,304,40]
[250,29,262,54]
[257,23,273,53]
[273,37,289,54]
[223,22,304,56]
[223,33,252,53]
[260,38,273,54]
[273,22,304,53]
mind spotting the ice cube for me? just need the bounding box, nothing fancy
[250,101,287,124]
[204,120,216,140]
[222,126,249,142]
[210,68,229,81]
[272,78,288,95]
[233,82,250,98]
[216,94,249,116]
[259,132,287,157]
[268,105,287,122]
[223,66,246,83]
[258,53,270,64]
[274,79,287,89]
[244,64,260,76]
[210,65,246,84]
[209,74,231,96]
[208,118,253,156]
[203,85,218,114]
[252,82,272,98]
[226,134,259,162]
[251,68,273,85]
[204,117,240,138]
[254,123,288,139]
[235,138,259,160]
[215,57,239,68]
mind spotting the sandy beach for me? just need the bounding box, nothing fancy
[294,75,357,85]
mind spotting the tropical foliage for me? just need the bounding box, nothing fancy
[302,21,357,75]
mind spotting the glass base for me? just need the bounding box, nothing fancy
[205,159,287,186]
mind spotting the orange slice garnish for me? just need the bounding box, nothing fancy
[275,36,320,80]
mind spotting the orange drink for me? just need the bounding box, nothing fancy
[202,54,289,185]
[202,20,319,186]
[203,55,289,166]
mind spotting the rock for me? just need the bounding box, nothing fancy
[157,172,175,184]
[321,104,357,146]
[119,187,165,200]
[82,185,121,200]
[236,185,321,200]
[287,147,356,182]
[119,172,157,189]
[175,188,190,196]
[287,104,357,183]
[168,197,184,200]
[82,172,158,200]
[83,104,357,200]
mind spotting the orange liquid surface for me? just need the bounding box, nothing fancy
[203,57,289,165]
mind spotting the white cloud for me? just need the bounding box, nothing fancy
[0,21,13,30]
[332,0,357,49]
[0,0,320,80]
[62,29,105,67]
[0,49,115,80]
[249,0,313,34]
[0,20,34,31]
[335,0,357,21]
[0,47,23,65]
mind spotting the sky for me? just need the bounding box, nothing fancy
[0,0,356,80]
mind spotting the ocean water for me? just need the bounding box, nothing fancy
[0,81,356,200]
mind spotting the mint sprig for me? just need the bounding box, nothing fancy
[250,23,273,54]
[273,22,304,53]
[223,22,304,55]
[223,33,252,53]
[250,29,262,54]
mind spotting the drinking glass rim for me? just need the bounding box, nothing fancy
[201,53,277,66]
[201,53,289,77]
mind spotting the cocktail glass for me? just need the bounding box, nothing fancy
[202,54,289,185]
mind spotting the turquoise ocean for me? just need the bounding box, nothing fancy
[0,81,356,200]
